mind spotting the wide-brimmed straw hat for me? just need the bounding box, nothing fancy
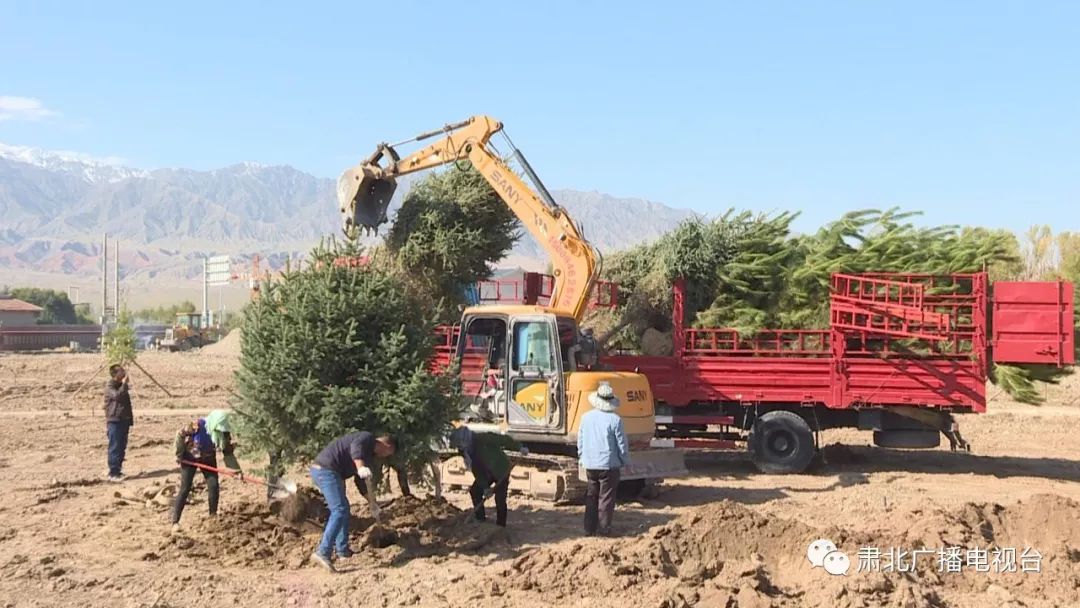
[588,381,620,412]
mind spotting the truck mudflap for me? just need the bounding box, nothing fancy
[582,447,688,482]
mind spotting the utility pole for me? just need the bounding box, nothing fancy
[202,257,209,327]
[113,239,120,317]
[101,233,109,336]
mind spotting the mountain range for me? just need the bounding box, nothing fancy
[0,143,694,289]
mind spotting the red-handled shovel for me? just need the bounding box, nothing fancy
[179,460,298,499]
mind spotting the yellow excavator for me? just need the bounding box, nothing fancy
[337,115,686,502]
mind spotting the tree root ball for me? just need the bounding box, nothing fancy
[272,488,327,524]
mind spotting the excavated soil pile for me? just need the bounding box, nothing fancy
[154,494,505,570]
[156,500,310,569]
[504,500,817,607]
[876,493,1080,605]
[498,496,1080,608]
[361,496,508,563]
[201,329,241,356]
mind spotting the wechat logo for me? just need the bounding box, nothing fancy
[807,538,850,576]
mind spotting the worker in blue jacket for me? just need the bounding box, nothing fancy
[577,381,631,536]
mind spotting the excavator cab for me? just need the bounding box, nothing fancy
[457,309,566,434]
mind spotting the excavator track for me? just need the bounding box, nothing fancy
[438,450,587,504]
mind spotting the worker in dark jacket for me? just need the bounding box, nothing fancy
[449,427,524,527]
[171,416,224,533]
[103,364,134,482]
[309,431,398,572]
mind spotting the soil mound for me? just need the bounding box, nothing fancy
[154,494,505,570]
[202,329,241,356]
[505,500,814,604]
[157,500,310,569]
[498,496,1080,608]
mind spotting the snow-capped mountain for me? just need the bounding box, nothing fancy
[0,143,150,184]
[0,141,694,278]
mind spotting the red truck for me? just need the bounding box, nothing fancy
[438,271,1074,474]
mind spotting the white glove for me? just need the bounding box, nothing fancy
[356,466,372,480]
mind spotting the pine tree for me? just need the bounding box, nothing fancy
[595,207,1073,404]
[386,163,520,321]
[233,238,462,475]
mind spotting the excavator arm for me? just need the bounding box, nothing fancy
[338,115,600,321]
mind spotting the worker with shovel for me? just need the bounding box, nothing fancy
[309,431,398,572]
[170,410,235,533]
[448,427,523,528]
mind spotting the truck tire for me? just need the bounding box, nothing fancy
[873,429,940,449]
[749,410,816,474]
[617,479,646,500]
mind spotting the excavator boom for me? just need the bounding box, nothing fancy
[338,115,600,320]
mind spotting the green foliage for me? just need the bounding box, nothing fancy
[604,208,1019,341]
[104,309,137,364]
[132,301,197,324]
[6,288,92,324]
[597,208,1075,403]
[233,238,462,475]
[386,164,520,320]
[989,364,1071,405]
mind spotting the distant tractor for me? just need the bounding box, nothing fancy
[157,312,221,351]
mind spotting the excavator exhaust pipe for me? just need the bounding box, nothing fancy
[337,166,397,237]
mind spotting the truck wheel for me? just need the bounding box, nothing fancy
[617,479,646,500]
[749,410,816,474]
[873,430,940,449]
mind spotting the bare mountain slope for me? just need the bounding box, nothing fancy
[0,146,693,279]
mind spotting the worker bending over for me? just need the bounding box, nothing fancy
[449,427,523,528]
[309,431,397,572]
[171,410,237,532]
[577,382,630,536]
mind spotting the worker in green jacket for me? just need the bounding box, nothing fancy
[448,427,524,527]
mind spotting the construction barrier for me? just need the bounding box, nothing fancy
[0,325,102,351]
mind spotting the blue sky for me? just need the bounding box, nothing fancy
[1,1,1077,232]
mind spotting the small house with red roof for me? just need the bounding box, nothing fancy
[0,296,43,327]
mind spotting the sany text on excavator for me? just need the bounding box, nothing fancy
[338,115,687,502]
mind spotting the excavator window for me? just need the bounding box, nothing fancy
[512,321,556,374]
[507,316,562,429]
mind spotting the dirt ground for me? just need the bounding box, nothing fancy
[0,351,1078,608]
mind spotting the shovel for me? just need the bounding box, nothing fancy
[179,460,298,499]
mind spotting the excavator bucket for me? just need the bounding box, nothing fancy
[337,166,397,236]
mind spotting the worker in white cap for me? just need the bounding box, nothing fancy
[577,381,630,536]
